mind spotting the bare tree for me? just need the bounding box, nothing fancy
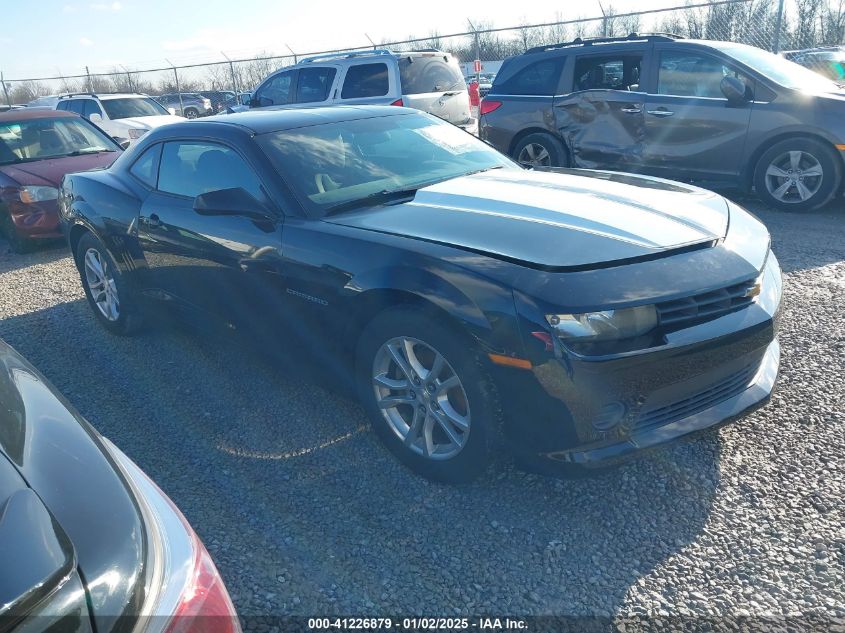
[792,0,824,48]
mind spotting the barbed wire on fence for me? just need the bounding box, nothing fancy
[2,0,844,105]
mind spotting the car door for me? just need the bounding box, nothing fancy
[553,48,651,171]
[135,139,285,332]
[640,46,753,181]
[252,69,298,109]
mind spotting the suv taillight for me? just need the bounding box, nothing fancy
[479,99,502,116]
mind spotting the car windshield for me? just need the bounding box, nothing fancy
[101,97,169,119]
[0,116,118,165]
[715,42,841,92]
[257,113,515,217]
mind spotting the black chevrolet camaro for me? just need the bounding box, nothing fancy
[59,106,782,482]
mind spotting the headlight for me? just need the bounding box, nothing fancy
[546,305,658,342]
[128,128,148,139]
[19,186,59,203]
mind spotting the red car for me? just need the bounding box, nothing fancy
[0,109,122,252]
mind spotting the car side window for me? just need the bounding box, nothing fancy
[130,143,162,188]
[296,67,337,103]
[157,141,265,201]
[82,100,103,119]
[341,63,389,99]
[63,99,85,115]
[255,71,295,107]
[496,58,564,95]
[573,55,643,91]
[56,100,70,111]
[657,51,752,99]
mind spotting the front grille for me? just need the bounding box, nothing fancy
[635,362,759,432]
[656,277,758,330]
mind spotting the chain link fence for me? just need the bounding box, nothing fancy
[2,0,844,106]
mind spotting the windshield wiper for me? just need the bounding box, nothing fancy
[65,148,115,156]
[323,188,420,217]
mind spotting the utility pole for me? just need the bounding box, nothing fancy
[221,51,238,95]
[165,59,183,116]
[85,66,93,93]
[0,72,10,108]
[772,0,786,53]
[467,19,481,81]
[120,65,134,92]
[597,0,609,37]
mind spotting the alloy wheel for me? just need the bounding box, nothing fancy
[764,150,823,204]
[372,336,471,460]
[83,247,120,321]
[517,142,551,168]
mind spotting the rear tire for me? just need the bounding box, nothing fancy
[753,138,840,212]
[512,132,568,168]
[356,306,500,483]
[184,107,199,119]
[75,232,143,335]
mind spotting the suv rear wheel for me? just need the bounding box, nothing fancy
[184,107,199,119]
[754,138,840,212]
[513,132,568,169]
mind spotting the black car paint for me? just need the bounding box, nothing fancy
[0,341,145,632]
[59,108,780,465]
[481,39,845,189]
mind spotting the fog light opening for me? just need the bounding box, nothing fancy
[593,401,627,432]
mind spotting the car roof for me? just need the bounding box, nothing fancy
[0,109,78,122]
[196,105,416,134]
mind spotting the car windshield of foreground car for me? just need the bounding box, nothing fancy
[257,113,515,216]
[101,97,169,119]
[0,117,118,165]
[714,42,841,92]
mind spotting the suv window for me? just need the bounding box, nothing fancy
[256,70,295,107]
[157,141,264,200]
[657,51,751,98]
[496,58,564,95]
[101,97,168,119]
[130,143,161,188]
[398,57,463,94]
[574,55,643,91]
[297,67,337,103]
[82,100,102,119]
[341,63,389,99]
[58,99,85,115]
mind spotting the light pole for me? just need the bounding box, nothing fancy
[772,0,786,53]
[165,59,183,116]
[221,51,238,95]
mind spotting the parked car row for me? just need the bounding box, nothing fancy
[479,33,845,212]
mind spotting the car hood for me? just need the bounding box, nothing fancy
[0,152,118,187]
[0,340,145,628]
[116,114,184,129]
[327,168,730,271]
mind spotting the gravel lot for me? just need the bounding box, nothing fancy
[1,198,843,628]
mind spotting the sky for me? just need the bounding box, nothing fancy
[0,0,684,80]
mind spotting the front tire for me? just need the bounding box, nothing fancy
[0,210,35,253]
[75,232,143,335]
[754,138,840,212]
[356,306,500,483]
[512,132,568,169]
[184,107,199,119]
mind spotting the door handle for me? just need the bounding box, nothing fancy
[647,109,674,117]
[621,107,642,114]
[141,213,162,228]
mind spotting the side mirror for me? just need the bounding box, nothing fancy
[89,113,103,123]
[239,93,252,106]
[194,187,274,224]
[721,76,748,103]
[112,137,131,150]
[167,107,177,116]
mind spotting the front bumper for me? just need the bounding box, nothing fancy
[503,251,782,468]
[548,338,779,465]
[6,199,62,239]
